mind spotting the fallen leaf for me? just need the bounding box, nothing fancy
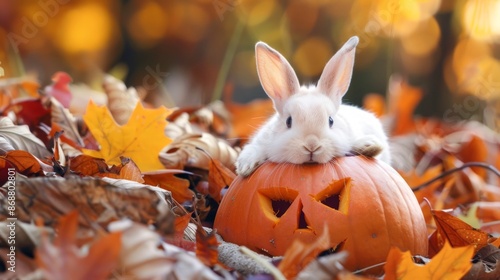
[50,97,84,147]
[278,226,331,279]
[207,156,236,203]
[384,241,474,280]
[0,117,52,159]
[2,98,50,129]
[159,132,239,171]
[463,244,500,280]
[82,100,172,172]
[296,251,348,280]
[143,169,194,203]
[102,74,140,125]
[195,223,220,267]
[69,154,109,176]
[36,211,121,280]
[431,209,492,255]
[386,76,423,136]
[362,93,386,118]
[2,150,52,176]
[5,176,171,227]
[108,220,174,279]
[224,96,274,143]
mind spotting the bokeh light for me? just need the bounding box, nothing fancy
[127,1,169,49]
[54,3,114,54]
[292,37,332,78]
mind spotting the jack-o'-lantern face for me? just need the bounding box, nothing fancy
[214,157,428,274]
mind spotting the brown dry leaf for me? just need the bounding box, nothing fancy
[50,97,84,147]
[143,169,194,203]
[462,244,500,280]
[2,150,52,176]
[0,117,52,159]
[477,202,500,233]
[431,209,492,255]
[195,223,220,267]
[36,211,122,280]
[296,251,348,280]
[384,241,474,280]
[5,176,171,227]
[208,156,236,203]
[69,154,109,176]
[167,102,230,137]
[278,226,331,279]
[108,220,175,279]
[159,132,239,171]
[102,75,140,125]
[165,213,196,251]
[165,112,194,140]
[69,155,144,183]
[0,220,51,253]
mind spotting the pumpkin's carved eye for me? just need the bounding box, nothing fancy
[271,200,292,218]
[321,194,340,210]
[313,178,351,214]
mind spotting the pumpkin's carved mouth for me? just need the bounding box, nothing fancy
[257,179,350,232]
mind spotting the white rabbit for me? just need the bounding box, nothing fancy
[235,36,391,177]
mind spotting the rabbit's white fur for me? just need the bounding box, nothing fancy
[236,36,390,176]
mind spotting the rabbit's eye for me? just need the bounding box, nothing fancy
[329,116,334,128]
[286,116,292,128]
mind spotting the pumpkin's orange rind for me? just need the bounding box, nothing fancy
[214,156,428,274]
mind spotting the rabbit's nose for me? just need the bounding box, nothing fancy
[303,144,320,153]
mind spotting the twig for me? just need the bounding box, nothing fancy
[411,162,500,192]
[352,261,385,275]
[239,246,286,280]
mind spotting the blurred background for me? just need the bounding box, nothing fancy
[0,0,499,122]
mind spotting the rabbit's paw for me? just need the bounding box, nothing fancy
[235,150,266,177]
[351,136,384,158]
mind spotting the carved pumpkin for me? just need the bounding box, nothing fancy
[214,156,428,273]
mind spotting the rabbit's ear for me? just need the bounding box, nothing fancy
[317,36,359,103]
[256,42,300,113]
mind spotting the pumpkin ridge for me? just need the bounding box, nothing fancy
[354,158,393,267]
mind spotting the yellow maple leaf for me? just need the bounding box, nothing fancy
[384,241,474,280]
[82,100,172,172]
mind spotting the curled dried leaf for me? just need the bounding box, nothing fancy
[0,117,51,159]
[108,220,175,279]
[50,97,84,147]
[3,176,171,227]
[102,75,140,125]
[164,112,194,140]
[159,133,239,171]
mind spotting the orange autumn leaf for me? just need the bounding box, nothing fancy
[225,97,274,141]
[431,209,491,255]
[208,157,236,203]
[384,241,473,280]
[69,155,144,183]
[387,76,423,136]
[2,150,49,176]
[115,157,144,183]
[195,223,219,267]
[82,100,172,172]
[362,93,386,118]
[36,211,122,280]
[278,226,331,279]
[143,170,194,203]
